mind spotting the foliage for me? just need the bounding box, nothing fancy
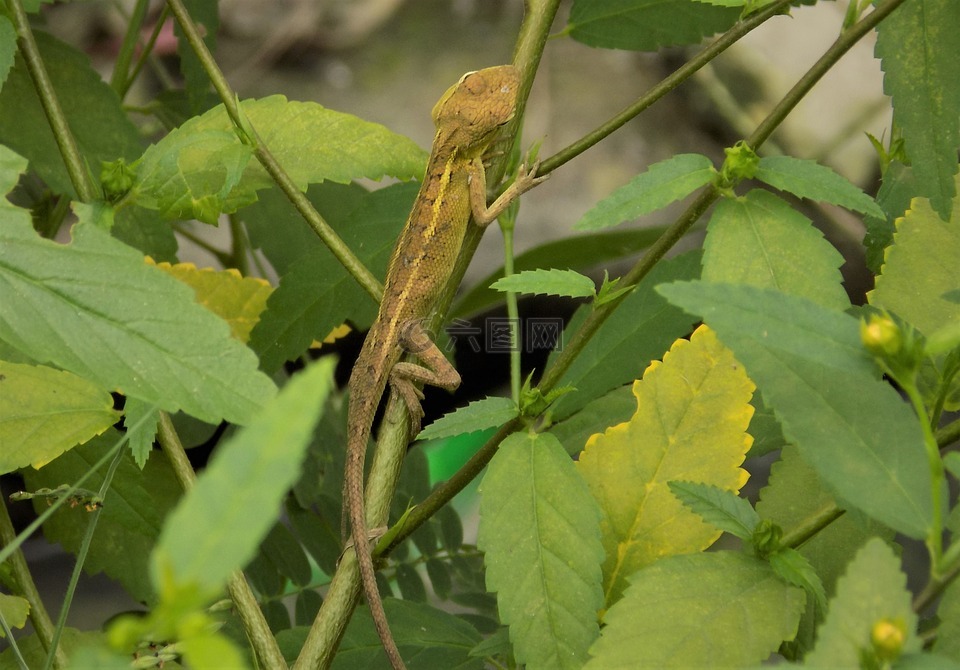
[1,0,958,668]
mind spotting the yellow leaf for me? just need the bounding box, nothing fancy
[577,325,754,605]
[147,260,272,343]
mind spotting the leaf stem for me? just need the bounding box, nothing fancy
[0,497,67,669]
[8,0,98,202]
[163,0,382,301]
[779,504,845,550]
[156,413,288,670]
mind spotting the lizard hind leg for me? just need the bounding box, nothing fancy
[390,320,462,436]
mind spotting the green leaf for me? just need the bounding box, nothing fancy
[0,32,142,199]
[659,281,933,539]
[770,548,827,612]
[173,0,219,114]
[804,538,919,667]
[334,599,483,669]
[574,154,715,231]
[0,220,277,424]
[21,431,182,604]
[152,359,335,591]
[754,156,885,218]
[249,182,414,371]
[0,593,29,636]
[491,268,596,299]
[548,251,701,421]
[131,95,426,222]
[417,396,518,441]
[479,432,604,669]
[702,189,849,311]
[122,396,159,469]
[868,177,960,337]
[0,361,120,474]
[585,552,805,668]
[934,576,960,661]
[0,629,105,670]
[863,162,917,274]
[547,385,635,456]
[875,0,960,219]
[667,481,760,540]
[567,0,740,51]
[396,563,427,602]
[454,227,666,317]
[0,17,15,89]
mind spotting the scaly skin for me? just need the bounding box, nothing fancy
[345,65,544,670]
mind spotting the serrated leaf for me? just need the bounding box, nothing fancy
[863,162,917,274]
[491,268,596,299]
[0,32,142,200]
[479,432,604,670]
[549,251,701,421]
[659,281,933,539]
[754,156,886,218]
[875,0,960,219]
[418,396,518,441]
[868,175,960,337]
[250,182,414,371]
[770,548,827,611]
[21,431,182,604]
[548,385,636,456]
[934,576,960,661]
[567,0,740,51]
[805,538,919,667]
[334,599,483,669]
[0,593,29,636]
[130,96,426,223]
[152,359,334,591]
[0,361,120,473]
[667,480,760,540]
[0,17,15,89]
[150,260,273,343]
[702,189,848,311]
[454,227,666,317]
[0,220,277,424]
[577,325,754,603]
[0,146,29,213]
[575,154,715,230]
[585,552,805,668]
[121,396,159,469]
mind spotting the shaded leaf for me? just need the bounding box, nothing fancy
[0,361,119,473]
[575,154,714,230]
[577,326,753,602]
[567,0,740,52]
[660,281,933,539]
[547,385,635,456]
[702,189,848,311]
[0,220,277,425]
[418,396,518,441]
[0,32,142,199]
[491,268,595,299]
[868,176,960,337]
[548,251,701,421]
[875,0,960,219]
[863,162,917,274]
[22,431,182,604]
[122,396,159,469]
[152,359,335,591]
[479,432,604,669]
[0,593,29,636]
[770,548,827,611]
[585,552,804,668]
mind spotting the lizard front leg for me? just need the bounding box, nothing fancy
[468,157,548,226]
[391,319,461,436]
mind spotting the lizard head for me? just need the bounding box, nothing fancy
[431,65,521,154]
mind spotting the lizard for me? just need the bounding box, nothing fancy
[345,64,545,670]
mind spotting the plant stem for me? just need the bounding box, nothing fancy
[109,0,151,97]
[156,413,288,670]
[42,447,126,670]
[538,0,794,176]
[8,0,98,202]
[499,215,522,403]
[780,504,846,550]
[0,498,67,669]
[163,0,382,301]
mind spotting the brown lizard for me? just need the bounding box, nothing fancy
[345,65,545,670]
